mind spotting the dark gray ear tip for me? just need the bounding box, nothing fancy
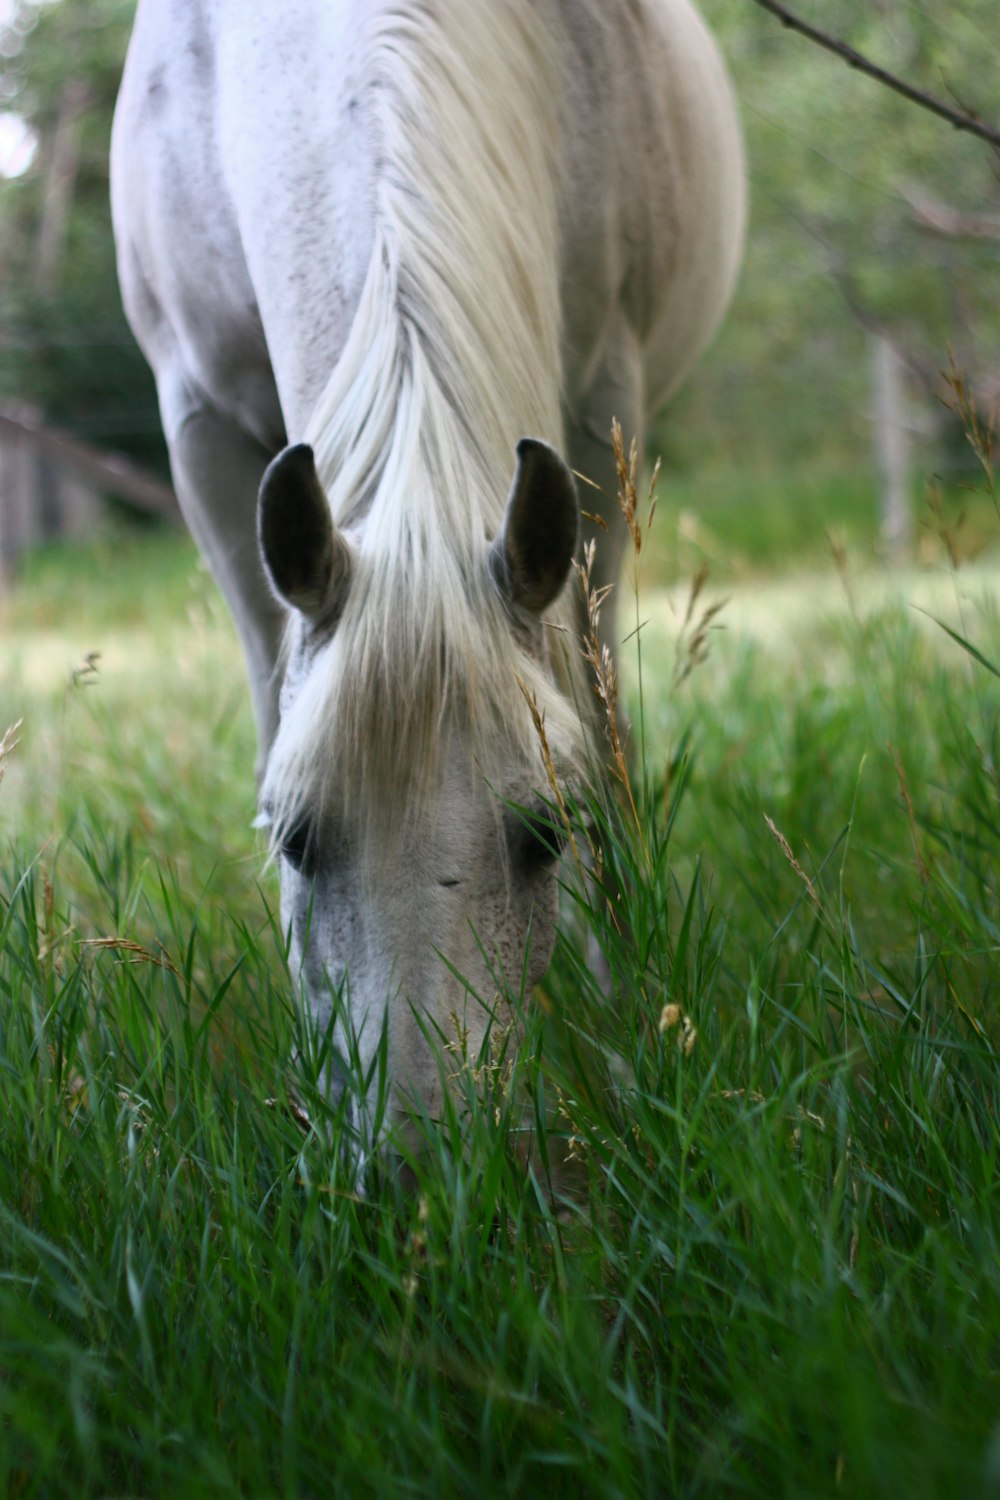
[494,438,579,616]
[513,436,576,490]
[517,438,579,543]
[258,446,326,541]
[281,441,317,467]
[515,436,551,461]
[257,442,347,620]
[514,437,570,483]
[261,443,318,494]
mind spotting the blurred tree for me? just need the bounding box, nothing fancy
[671,0,1000,480]
[0,0,166,471]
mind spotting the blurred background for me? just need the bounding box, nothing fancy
[0,0,997,582]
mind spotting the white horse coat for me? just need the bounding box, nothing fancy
[112,0,744,1133]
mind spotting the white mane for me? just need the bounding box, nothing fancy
[264,0,589,838]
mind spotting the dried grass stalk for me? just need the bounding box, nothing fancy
[0,719,22,788]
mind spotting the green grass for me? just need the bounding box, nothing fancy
[1,502,1000,1497]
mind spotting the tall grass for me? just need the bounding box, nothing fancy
[1,453,999,1495]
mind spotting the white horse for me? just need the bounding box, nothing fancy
[111,0,744,1138]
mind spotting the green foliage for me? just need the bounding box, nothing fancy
[0,0,163,465]
[659,0,1000,474]
[2,517,1000,1495]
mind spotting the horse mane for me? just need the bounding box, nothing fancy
[263,0,589,845]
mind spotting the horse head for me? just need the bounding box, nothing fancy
[256,438,583,1147]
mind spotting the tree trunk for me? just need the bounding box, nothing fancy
[34,78,90,296]
[872,333,911,563]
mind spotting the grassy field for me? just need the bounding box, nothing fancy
[1,462,999,1497]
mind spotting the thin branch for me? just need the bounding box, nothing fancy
[749,0,1000,152]
[905,190,1000,242]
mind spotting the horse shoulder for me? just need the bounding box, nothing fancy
[553,0,745,408]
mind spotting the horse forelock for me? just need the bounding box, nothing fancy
[263,522,587,859]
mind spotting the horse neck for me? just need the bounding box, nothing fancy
[305,0,566,552]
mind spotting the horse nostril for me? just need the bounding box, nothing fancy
[438,878,461,889]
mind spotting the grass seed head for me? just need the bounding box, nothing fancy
[659,1003,697,1054]
[763,813,821,910]
[0,719,22,787]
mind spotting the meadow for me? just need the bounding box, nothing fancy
[1,455,999,1498]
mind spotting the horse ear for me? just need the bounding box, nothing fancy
[490,438,579,615]
[258,444,352,622]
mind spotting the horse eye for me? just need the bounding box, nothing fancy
[508,803,567,871]
[279,813,316,875]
